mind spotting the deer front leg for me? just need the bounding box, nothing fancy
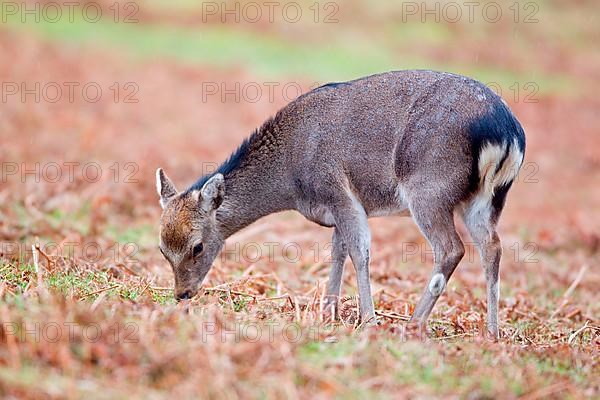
[324,228,347,320]
[332,202,376,325]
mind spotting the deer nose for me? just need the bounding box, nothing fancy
[176,290,194,301]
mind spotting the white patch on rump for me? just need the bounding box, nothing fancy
[478,139,523,198]
[467,139,524,224]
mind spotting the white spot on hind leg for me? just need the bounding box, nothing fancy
[428,273,446,296]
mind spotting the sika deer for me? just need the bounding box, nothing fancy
[156,70,525,338]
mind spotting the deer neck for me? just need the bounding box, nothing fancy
[213,117,295,238]
[216,170,292,238]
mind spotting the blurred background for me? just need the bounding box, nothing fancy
[0,0,599,398]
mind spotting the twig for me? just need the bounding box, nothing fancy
[90,291,108,312]
[563,264,588,298]
[31,244,39,274]
[83,284,120,298]
[568,320,590,345]
[319,282,325,323]
[206,274,272,291]
[433,332,474,341]
[34,243,54,270]
[31,244,45,295]
[204,286,256,300]
[271,272,289,297]
[310,281,320,314]
[519,381,571,400]
[376,310,411,321]
[292,295,301,322]
[116,263,139,276]
[353,295,360,330]
[139,278,153,296]
[256,294,290,302]
[226,288,236,311]
[551,264,588,319]
[0,264,13,274]
[22,280,32,294]
[565,308,581,320]
[514,309,541,321]
[286,294,295,309]
[241,264,255,277]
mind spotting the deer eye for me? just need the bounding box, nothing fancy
[192,243,204,258]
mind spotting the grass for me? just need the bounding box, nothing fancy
[1,248,597,398]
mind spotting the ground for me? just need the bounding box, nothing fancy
[0,1,599,398]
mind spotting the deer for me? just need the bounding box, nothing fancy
[156,70,525,338]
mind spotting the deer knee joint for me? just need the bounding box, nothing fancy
[428,273,446,296]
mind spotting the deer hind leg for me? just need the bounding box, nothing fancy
[409,200,465,331]
[324,228,348,319]
[462,186,510,340]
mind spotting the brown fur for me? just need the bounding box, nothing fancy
[160,195,196,254]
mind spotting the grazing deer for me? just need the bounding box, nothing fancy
[156,70,525,337]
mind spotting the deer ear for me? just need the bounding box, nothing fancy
[156,168,178,209]
[197,173,225,213]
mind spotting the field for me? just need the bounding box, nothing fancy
[1,0,599,398]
